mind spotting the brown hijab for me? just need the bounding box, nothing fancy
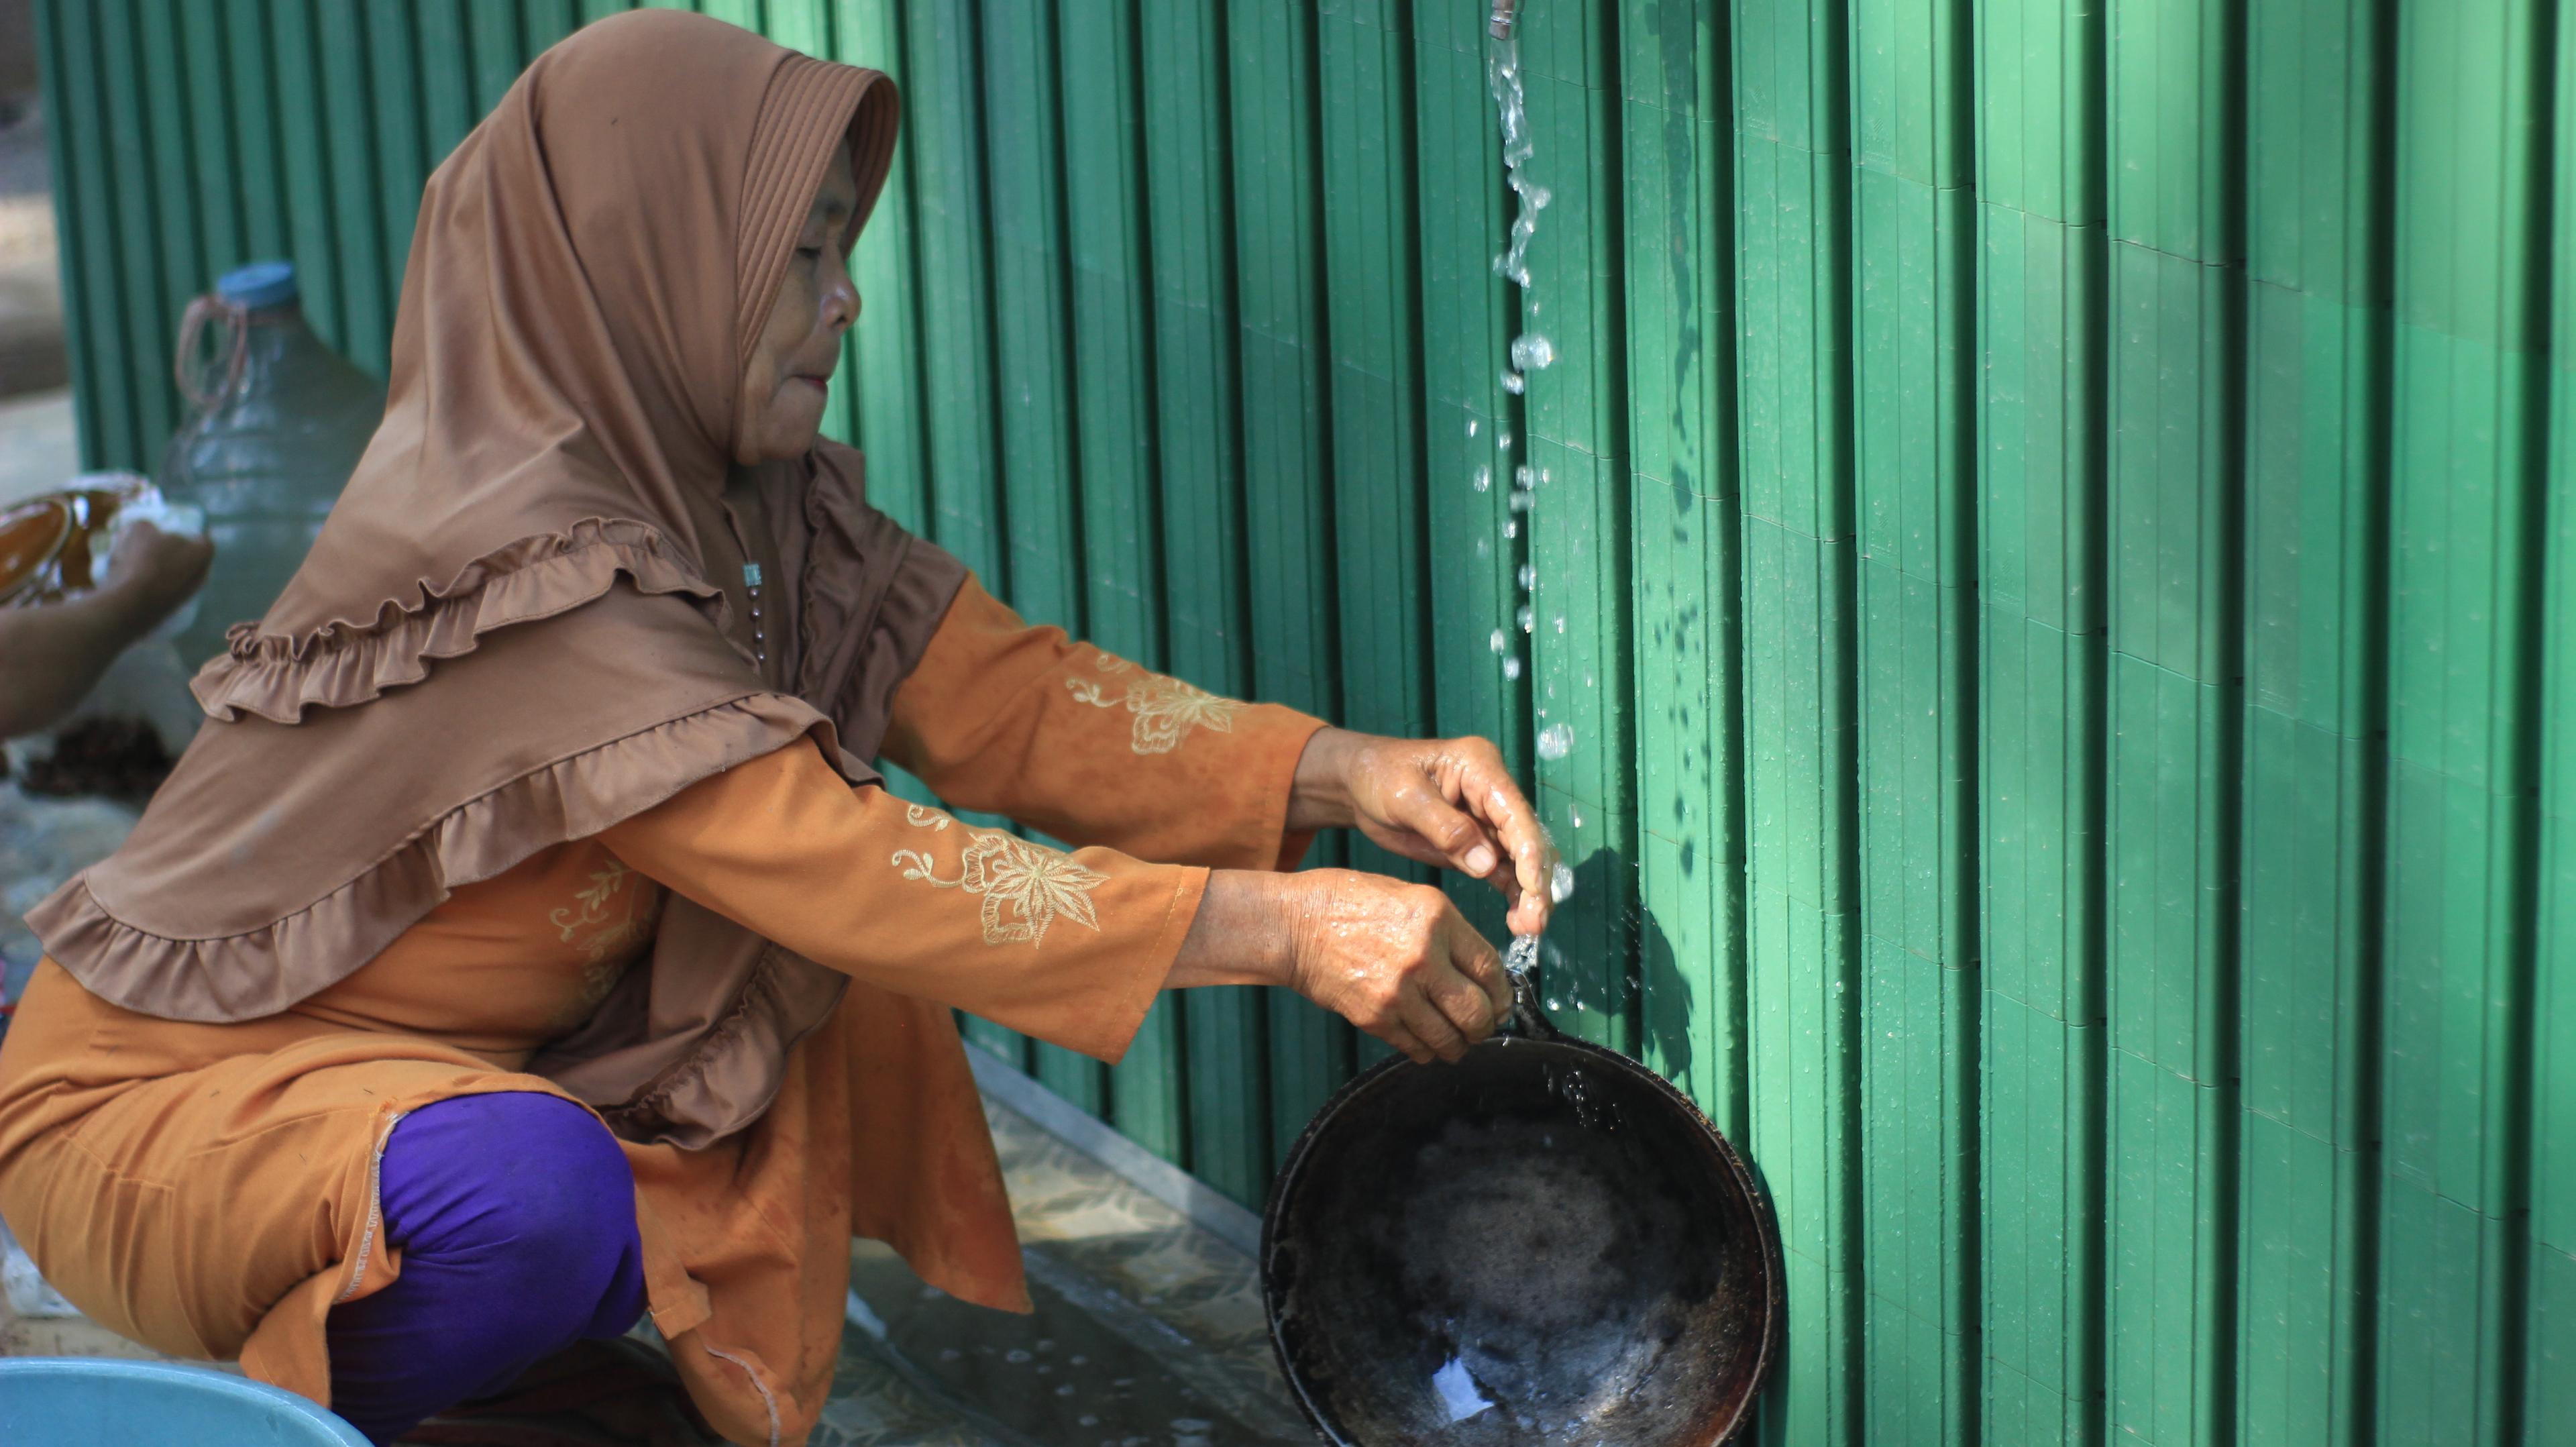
[27,11,964,1146]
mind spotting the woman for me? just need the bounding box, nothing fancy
[0,13,1553,1446]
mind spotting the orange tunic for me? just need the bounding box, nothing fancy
[0,576,1324,1446]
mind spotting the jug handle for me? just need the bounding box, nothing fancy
[174,295,249,413]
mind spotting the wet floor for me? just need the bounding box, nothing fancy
[836,1240,1302,1447]
[808,1094,1313,1447]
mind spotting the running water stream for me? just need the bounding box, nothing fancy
[1483,24,1578,982]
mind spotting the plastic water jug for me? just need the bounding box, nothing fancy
[158,260,385,671]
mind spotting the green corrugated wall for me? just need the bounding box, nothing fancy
[30,0,2576,1441]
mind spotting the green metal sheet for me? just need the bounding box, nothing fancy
[1619,0,1740,1128]
[1849,1,1975,1435]
[1223,0,1360,1161]
[2234,6,2394,1443]
[2379,3,2552,1439]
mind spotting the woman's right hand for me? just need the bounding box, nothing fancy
[1172,869,1512,1065]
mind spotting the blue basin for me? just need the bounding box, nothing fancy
[0,1356,370,1444]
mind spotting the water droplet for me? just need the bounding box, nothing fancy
[1509,488,1534,513]
[1489,628,1508,654]
[1472,464,1491,492]
[1501,368,1526,394]
[1475,536,1490,557]
[1006,1348,1033,1364]
[1466,417,1480,437]
[1518,604,1535,633]
[1515,464,1535,490]
[1536,722,1574,759]
[1499,428,1513,451]
[1572,808,1585,829]
[1553,613,1566,633]
[1505,519,1519,539]
[1518,563,1538,590]
[1510,333,1556,370]
[1552,861,1576,902]
[1503,656,1523,681]
[1546,996,1563,1012]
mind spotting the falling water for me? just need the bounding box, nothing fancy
[1489,36,1547,290]
[1481,15,1581,970]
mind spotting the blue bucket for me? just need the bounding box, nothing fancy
[0,1356,370,1445]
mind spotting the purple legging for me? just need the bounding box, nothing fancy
[323,1092,648,1444]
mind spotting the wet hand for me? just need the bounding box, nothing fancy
[1290,729,1558,936]
[1273,869,1511,1064]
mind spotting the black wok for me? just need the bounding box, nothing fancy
[1260,971,1782,1446]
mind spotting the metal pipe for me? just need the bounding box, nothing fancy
[1489,0,1519,41]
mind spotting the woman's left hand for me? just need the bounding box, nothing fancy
[1288,728,1559,937]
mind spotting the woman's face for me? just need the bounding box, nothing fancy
[735,146,861,465]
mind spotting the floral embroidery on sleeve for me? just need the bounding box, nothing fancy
[548,859,661,1020]
[1065,653,1244,755]
[892,807,1107,947]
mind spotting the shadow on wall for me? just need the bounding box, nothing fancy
[1532,843,1697,1097]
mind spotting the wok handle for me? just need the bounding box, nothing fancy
[1498,963,1565,1042]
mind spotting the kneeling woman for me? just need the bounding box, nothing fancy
[0,13,1554,1446]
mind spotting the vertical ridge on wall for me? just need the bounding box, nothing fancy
[2533,1,2576,1426]
[1850,0,1980,1438]
[2102,0,2249,1440]
[1224,0,1360,1163]
[1973,0,2108,1440]
[1141,0,1279,1208]
[1318,0,1433,1076]
[2235,3,2397,1444]
[175,3,241,287]
[1731,0,1864,1440]
[2379,1,2555,1441]
[95,2,176,453]
[1621,0,1746,1132]
[2531,1,2576,1419]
